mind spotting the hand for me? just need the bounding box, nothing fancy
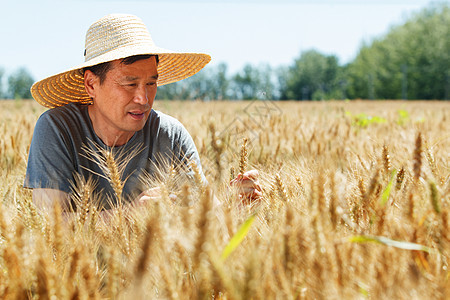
[133,187,163,207]
[133,187,178,207]
[97,187,165,223]
[230,169,262,203]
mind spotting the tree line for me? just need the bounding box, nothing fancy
[0,67,34,100]
[158,2,448,101]
[1,2,448,101]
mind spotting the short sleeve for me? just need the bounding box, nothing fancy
[173,122,207,184]
[24,112,76,193]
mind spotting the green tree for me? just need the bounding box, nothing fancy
[157,63,231,101]
[256,64,276,100]
[346,3,449,99]
[231,64,261,100]
[280,50,341,100]
[155,81,187,100]
[0,67,4,99]
[209,63,230,100]
[7,67,34,99]
[157,62,277,101]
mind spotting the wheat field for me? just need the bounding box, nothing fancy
[0,99,449,299]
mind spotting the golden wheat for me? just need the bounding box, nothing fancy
[0,100,448,299]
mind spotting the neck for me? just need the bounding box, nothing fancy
[87,106,133,147]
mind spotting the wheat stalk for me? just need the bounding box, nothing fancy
[81,140,143,205]
[193,186,213,270]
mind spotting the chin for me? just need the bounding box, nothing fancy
[134,121,148,132]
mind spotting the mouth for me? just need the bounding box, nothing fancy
[128,111,146,120]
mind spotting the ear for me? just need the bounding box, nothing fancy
[84,70,98,99]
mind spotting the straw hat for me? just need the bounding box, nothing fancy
[31,14,211,108]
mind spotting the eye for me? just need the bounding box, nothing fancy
[147,82,156,86]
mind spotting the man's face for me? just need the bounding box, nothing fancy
[86,56,158,145]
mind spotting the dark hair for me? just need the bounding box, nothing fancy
[83,54,159,84]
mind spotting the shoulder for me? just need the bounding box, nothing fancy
[151,110,183,126]
[37,103,87,127]
[149,110,187,135]
[145,110,195,150]
[33,103,91,144]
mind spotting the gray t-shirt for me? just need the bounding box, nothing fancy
[24,103,204,208]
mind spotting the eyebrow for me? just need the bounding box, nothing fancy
[124,74,159,81]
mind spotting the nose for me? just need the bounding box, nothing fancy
[134,85,149,105]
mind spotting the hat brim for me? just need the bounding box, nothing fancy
[31,47,211,108]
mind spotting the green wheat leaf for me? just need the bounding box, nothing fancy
[221,213,256,261]
[380,170,396,206]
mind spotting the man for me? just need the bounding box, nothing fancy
[25,14,261,211]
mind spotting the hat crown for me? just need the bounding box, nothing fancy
[31,13,211,108]
[84,14,155,62]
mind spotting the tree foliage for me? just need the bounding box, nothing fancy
[280,50,344,100]
[230,64,275,100]
[346,3,449,100]
[279,2,449,100]
[157,62,277,101]
[6,67,34,99]
[0,67,4,99]
[157,63,230,101]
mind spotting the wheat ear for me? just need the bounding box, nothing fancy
[413,132,423,183]
[239,138,249,174]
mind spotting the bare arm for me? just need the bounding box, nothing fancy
[33,187,164,215]
[32,188,72,212]
[32,188,119,222]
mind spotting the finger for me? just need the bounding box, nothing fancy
[230,174,244,185]
[242,169,259,180]
[136,195,161,206]
[236,186,259,194]
[239,189,262,203]
[143,186,162,197]
[236,179,261,189]
[133,195,151,207]
[249,189,262,199]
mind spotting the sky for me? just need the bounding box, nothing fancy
[1,0,443,81]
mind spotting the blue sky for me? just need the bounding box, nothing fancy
[1,0,441,81]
